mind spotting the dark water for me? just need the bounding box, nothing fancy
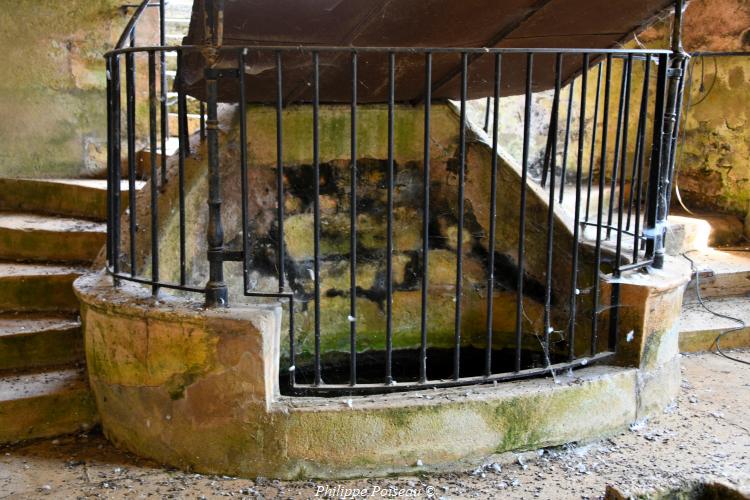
[280,346,566,393]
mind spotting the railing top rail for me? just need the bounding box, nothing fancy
[115,0,160,51]
[104,43,672,58]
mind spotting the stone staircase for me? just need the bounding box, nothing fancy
[0,178,116,443]
[669,210,750,352]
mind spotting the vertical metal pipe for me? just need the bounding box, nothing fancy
[585,62,603,222]
[420,52,432,383]
[591,54,613,354]
[544,53,562,359]
[558,79,575,203]
[349,51,358,386]
[515,53,533,372]
[484,53,501,378]
[570,53,588,360]
[385,52,395,385]
[177,50,188,286]
[148,51,160,295]
[453,52,468,381]
[312,52,322,385]
[111,55,122,278]
[238,50,250,294]
[276,51,285,293]
[125,48,137,276]
[204,64,228,306]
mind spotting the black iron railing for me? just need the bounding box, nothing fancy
[104,0,687,395]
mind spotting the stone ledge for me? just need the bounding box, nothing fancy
[74,271,682,479]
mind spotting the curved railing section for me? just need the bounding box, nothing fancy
[104,1,688,395]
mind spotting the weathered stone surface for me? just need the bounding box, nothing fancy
[0,1,158,178]
[608,256,691,372]
[0,368,97,444]
[0,315,83,371]
[0,213,105,263]
[0,263,84,313]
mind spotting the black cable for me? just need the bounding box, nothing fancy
[682,251,750,365]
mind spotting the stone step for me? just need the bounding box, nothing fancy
[682,249,750,302]
[0,213,106,263]
[0,178,135,222]
[678,296,750,352]
[0,314,83,371]
[669,211,746,248]
[0,262,84,313]
[0,367,97,444]
[168,112,202,136]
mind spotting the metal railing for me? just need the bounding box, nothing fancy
[104,0,687,395]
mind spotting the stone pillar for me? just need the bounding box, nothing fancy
[609,256,691,417]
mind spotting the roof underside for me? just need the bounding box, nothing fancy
[179,0,673,103]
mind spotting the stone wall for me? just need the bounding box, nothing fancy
[121,103,610,374]
[639,0,750,228]
[0,1,156,179]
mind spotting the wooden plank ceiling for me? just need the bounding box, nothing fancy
[178,0,673,102]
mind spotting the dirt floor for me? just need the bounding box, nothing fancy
[0,350,748,499]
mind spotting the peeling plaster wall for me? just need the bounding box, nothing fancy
[0,1,156,179]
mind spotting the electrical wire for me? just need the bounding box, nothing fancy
[682,251,750,366]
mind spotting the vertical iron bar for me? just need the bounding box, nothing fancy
[570,53,588,360]
[585,62,603,222]
[106,56,114,270]
[420,52,432,383]
[541,77,562,192]
[627,55,651,233]
[645,55,668,261]
[112,55,122,278]
[239,50,250,294]
[126,48,137,276]
[485,53,501,377]
[516,53,533,372]
[349,51,358,386]
[453,52,468,381]
[591,54,613,354]
[544,53,562,359]
[312,52,322,385]
[385,52,395,385]
[632,56,652,262]
[159,0,168,186]
[276,51,285,293]
[148,51,160,295]
[558,80,575,203]
[607,61,629,238]
[177,50,188,286]
[608,54,632,352]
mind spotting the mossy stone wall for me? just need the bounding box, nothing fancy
[0,1,156,178]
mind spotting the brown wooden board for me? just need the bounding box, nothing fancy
[177,0,673,102]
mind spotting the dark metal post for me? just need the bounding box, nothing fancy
[652,0,688,269]
[204,0,228,307]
